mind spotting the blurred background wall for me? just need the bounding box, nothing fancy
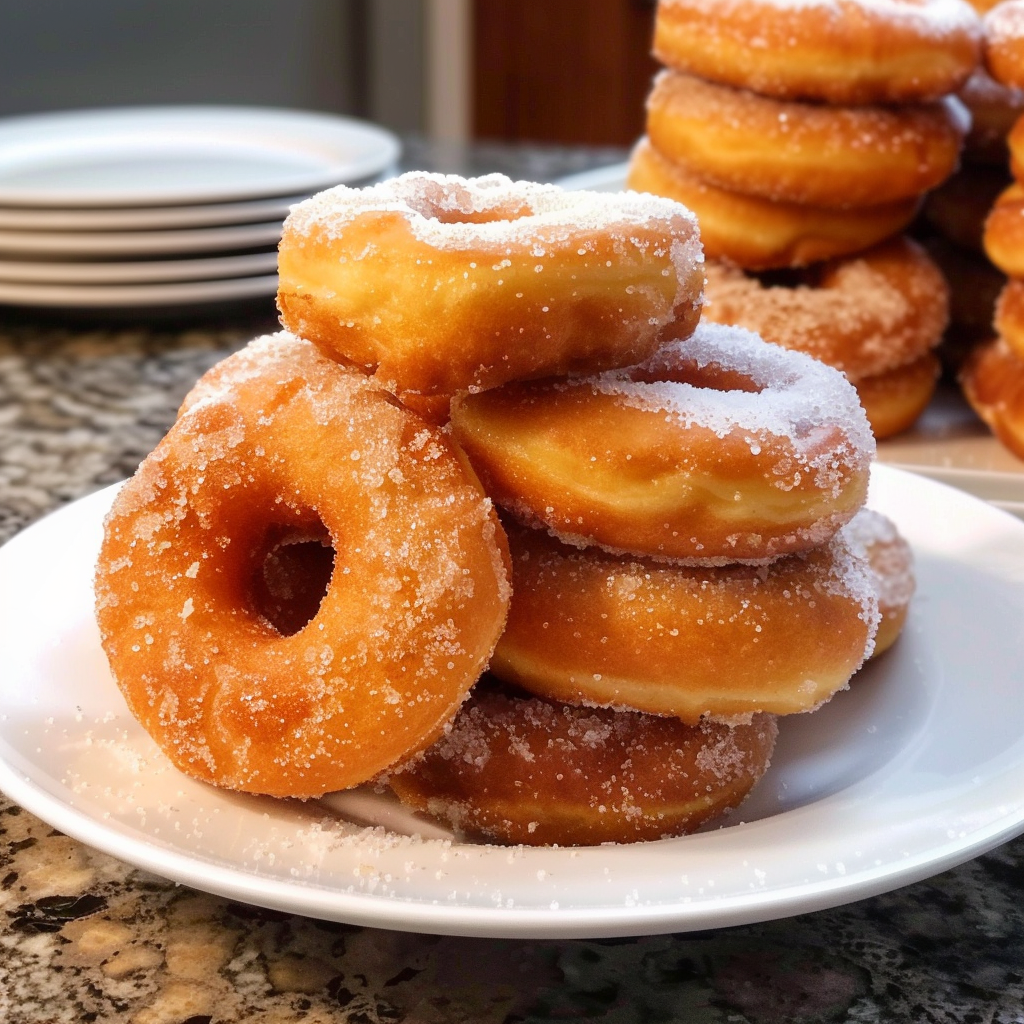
[0,0,656,146]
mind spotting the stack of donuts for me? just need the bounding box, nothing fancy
[627,0,984,439]
[921,0,1024,368]
[95,172,914,848]
[959,0,1024,457]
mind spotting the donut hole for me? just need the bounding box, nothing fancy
[249,524,336,637]
[401,179,534,225]
[628,359,761,394]
[755,265,826,289]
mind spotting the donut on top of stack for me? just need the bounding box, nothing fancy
[628,0,984,440]
[277,171,705,424]
[960,0,1024,458]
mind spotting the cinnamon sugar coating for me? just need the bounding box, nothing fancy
[655,0,982,104]
[489,519,879,723]
[389,683,779,846]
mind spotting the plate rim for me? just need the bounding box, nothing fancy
[0,105,401,208]
[0,273,278,308]
[2,468,1024,938]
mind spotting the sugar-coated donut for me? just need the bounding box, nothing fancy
[984,0,1024,88]
[845,509,915,658]
[451,321,875,564]
[960,335,1024,458]
[654,0,982,104]
[626,138,920,270]
[95,333,511,799]
[388,683,779,846]
[489,520,879,723]
[982,182,1024,276]
[276,171,704,420]
[994,278,1024,360]
[853,353,942,440]
[702,237,949,380]
[646,70,969,208]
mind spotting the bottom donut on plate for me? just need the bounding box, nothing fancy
[388,681,778,847]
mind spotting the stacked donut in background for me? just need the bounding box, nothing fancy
[627,0,984,440]
[957,0,1024,457]
[920,63,1022,367]
[96,172,915,848]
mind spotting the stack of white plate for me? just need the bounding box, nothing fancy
[0,106,400,310]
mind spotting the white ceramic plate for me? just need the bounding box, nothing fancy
[0,250,277,285]
[1,466,1023,938]
[0,220,283,258]
[0,106,400,207]
[0,274,278,308]
[0,194,307,232]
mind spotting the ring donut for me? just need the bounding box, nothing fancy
[626,138,920,270]
[488,520,879,723]
[853,353,942,440]
[276,171,704,419]
[388,683,779,846]
[654,0,982,104]
[645,71,970,208]
[95,333,511,798]
[960,335,1024,459]
[701,237,949,380]
[450,321,875,563]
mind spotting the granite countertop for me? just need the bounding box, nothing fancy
[2,140,1024,1024]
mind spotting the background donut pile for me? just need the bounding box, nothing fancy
[96,171,915,848]
[958,0,1024,457]
[627,0,985,440]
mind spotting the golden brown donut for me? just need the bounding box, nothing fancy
[451,321,875,564]
[388,683,779,846]
[982,181,1024,276]
[960,335,1024,458]
[95,333,511,799]
[646,70,969,208]
[489,520,879,724]
[853,352,942,439]
[277,171,704,420]
[984,0,1024,88]
[626,137,920,270]
[994,278,1024,360]
[845,509,915,658]
[702,237,949,379]
[654,0,982,104]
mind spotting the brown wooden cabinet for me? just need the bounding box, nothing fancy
[472,0,659,146]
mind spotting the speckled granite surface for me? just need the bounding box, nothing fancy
[2,142,1024,1024]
